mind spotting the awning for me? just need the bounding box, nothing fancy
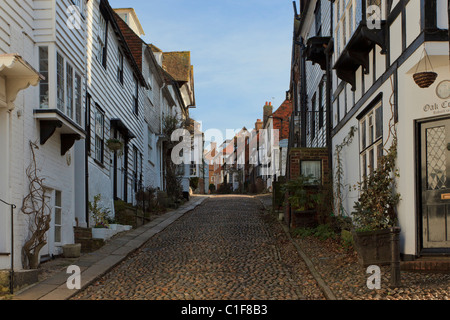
[111,119,136,140]
[0,54,43,109]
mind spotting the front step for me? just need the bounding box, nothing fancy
[401,257,450,273]
[74,227,105,253]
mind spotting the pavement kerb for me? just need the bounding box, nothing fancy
[255,196,337,301]
[13,195,209,301]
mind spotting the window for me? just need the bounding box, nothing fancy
[315,1,322,36]
[97,12,108,67]
[95,105,105,164]
[66,63,74,119]
[319,80,325,129]
[301,161,322,185]
[147,127,153,165]
[311,93,317,141]
[38,47,49,109]
[54,191,62,244]
[132,146,141,192]
[57,53,65,111]
[55,52,83,126]
[133,76,139,115]
[74,73,82,125]
[360,101,383,181]
[349,4,354,36]
[117,50,124,84]
[190,161,197,176]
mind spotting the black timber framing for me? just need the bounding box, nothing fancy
[331,28,448,137]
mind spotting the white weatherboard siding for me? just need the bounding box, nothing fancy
[86,0,144,215]
[0,0,87,269]
[142,46,163,191]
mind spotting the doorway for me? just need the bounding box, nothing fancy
[419,118,450,252]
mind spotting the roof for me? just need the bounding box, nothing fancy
[102,0,146,87]
[113,8,145,37]
[271,99,293,140]
[148,44,163,53]
[162,51,192,83]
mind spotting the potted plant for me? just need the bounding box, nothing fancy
[282,175,323,228]
[351,140,401,267]
[89,195,113,240]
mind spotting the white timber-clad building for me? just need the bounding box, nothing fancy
[0,0,199,276]
[0,0,87,270]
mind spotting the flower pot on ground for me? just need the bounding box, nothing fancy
[62,244,81,258]
[352,229,392,267]
[351,140,401,267]
[92,228,115,240]
[282,175,323,228]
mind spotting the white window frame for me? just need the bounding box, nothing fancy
[95,105,105,164]
[360,101,383,182]
[54,190,62,245]
[97,12,107,66]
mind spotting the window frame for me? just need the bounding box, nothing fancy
[301,160,322,185]
[94,104,105,165]
[97,11,108,69]
[39,46,49,109]
[359,101,383,182]
[117,50,124,85]
[54,190,62,245]
[133,76,139,115]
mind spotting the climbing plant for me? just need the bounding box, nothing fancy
[21,142,51,270]
[333,126,357,217]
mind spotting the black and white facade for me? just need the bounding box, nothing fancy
[291,0,450,259]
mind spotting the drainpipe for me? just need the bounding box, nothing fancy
[159,82,167,191]
[0,199,16,294]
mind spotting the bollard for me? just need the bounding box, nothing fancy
[390,227,401,288]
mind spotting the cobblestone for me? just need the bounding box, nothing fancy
[72,195,325,300]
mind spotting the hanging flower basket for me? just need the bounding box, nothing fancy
[106,139,124,154]
[413,71,438,88]
[413,48,438,88]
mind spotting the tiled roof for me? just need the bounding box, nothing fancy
[113,10,143,72]
[272,99,292,140]
[148,44,163,53]
[162,51,192,83]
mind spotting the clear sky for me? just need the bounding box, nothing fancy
[110,0,295,141]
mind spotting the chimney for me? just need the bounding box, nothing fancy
[263,101,273,127]
[255,119,263,131]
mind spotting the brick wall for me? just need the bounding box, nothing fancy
[285,148,330,229]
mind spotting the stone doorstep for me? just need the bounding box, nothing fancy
[401,260,450,273]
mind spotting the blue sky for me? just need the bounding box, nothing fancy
[110,0,295,140]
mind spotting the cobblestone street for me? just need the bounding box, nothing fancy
[72,195,325,300]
